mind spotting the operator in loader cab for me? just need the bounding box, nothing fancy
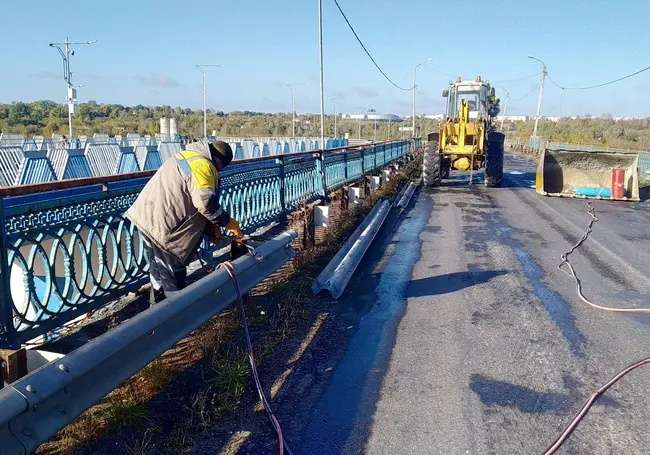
[126,140,243,305]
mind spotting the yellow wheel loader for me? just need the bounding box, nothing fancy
[423,76,504,187]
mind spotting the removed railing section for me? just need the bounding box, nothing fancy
[313,199,392,298]
[0,230,298,455]
[0,135,349,188]
[0,140,414,347]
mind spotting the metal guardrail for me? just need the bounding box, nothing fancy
[0,140,413,347]
[0,230,298,455]
[312,199,391,298]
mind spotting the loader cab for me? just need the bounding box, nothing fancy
[443,78,492,121]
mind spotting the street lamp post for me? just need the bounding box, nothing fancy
[49,37,97,139]
[287,83,306,137]
[412,57,432,138]
[529,56,547,140]
[318,0,325,149]
[196,63,221,138]
[355,108,364,140]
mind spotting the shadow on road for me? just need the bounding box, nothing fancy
[640,185,650,202]
[470,374,569,414]
[501,171,537,188]
[407,270,508,298]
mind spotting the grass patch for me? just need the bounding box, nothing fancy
[122,428,157,455]
[167,422,195,453]
[136,360,174,393]
[214,355,250,401]
[95,402,150,431]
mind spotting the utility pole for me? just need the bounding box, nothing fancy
[287,83,306,137]
[496,85,510,130]
[330,97,341,137]
[196,63,221,138]
[49,37,97,139]
[374,117,377,141]
[356,108,363,140]
[412,57,432,139]
[412,70,416,137]
[501,93,510,129]
[318,0,325,149]
[529,56,547,140]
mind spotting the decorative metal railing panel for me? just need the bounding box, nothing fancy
[283,154,322,209]
[377,144,386,168]
[63,155,93,180]
[364,146,377,173]
[323,152,347,191]
[639,152,650,180]
[219,160,283,232]
[0,146,24,187]
[347,150,363,182]
[18,153,57,186]
[0,140,412,346]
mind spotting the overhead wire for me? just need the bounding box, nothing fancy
[546,65,650,90]
[510,78,543,101]
[332,0,412,91]
[419,64,457,78]
[365,70,414,111]
[493,73,539,83]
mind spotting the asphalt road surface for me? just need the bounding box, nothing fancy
[296,154,650,454]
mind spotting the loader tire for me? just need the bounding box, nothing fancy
[423,141,441,187]
[485,131,504,188]
[441,157,451,179]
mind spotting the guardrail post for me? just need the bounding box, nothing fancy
[0,198,16,348]
[343,150,349,184]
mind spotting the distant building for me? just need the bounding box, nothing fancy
[615,116,644,121]
[496,115,529,122]
[341,112,402,122]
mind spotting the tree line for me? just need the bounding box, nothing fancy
[0,100,436,141]
[505,115,650,150]
[3,101,649,149]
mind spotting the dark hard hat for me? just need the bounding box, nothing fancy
[209,141,233,167]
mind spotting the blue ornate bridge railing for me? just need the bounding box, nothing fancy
[0,140,413,347]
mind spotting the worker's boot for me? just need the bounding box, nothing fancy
[150,287,164,307]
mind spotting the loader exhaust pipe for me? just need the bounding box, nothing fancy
[536,148,640,201]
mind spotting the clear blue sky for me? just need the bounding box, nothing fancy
[1,0,649,117]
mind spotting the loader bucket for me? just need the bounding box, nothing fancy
[536,148,640,201]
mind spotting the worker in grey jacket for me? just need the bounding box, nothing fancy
[126,140,243,304]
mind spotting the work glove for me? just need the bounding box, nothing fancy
[225,218,244,239]
[205,223,222,243]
